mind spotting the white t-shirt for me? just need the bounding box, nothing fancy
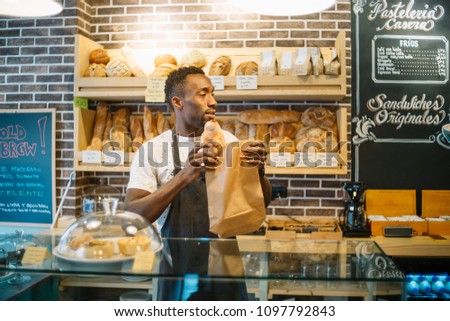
[127,129,238,231]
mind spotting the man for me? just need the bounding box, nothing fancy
[124,66,271,238]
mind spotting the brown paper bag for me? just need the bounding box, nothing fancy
[205,143,266,238]
[207,240,244,277]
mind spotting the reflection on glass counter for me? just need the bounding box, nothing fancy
[0,233,405,301]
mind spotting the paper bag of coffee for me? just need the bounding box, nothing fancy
[321,47,340,75]
[259,50,277,76]
[309,47,324,76]
[293,48,312,76]
[278,51,294,76]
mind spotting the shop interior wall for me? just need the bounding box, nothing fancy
[0,0,352,219]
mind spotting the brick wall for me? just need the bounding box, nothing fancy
[1,0,352,219]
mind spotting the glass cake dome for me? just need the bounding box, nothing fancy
[55,209,162,264]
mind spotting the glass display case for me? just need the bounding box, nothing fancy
[0,233,405,301]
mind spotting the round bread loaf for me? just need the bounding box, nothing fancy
[209,55,232,76]
[238,109,301,125]
[118,236,151,256]
[235,61,258,76]
[69,234,94,250]
[154,54,178,68]
[149,63,177,77]
[89,48,110,65]
[180,49,207,68]
[84,63,107,77]
[83,240,114,259]
[106,57,133,77]
[295,127,338,153]
[301,107,336,128]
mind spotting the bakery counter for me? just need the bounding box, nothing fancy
[0,233,404,301]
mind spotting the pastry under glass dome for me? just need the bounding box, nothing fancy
[54,209,162,264]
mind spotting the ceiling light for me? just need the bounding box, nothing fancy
[0,0,63,18]
[230,0,336,16]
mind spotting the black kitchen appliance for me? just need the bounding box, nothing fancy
[340,181,371,237]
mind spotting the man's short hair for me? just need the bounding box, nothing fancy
[164,66,205,108]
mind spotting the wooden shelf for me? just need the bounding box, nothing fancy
[74,31,347,102]
[74,107,347,174]
[73,31,348,174]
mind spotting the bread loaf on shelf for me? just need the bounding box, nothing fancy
[87,102,109,151]
[89,48,110,65]
[238,109,301,125]
[235,61,258,76]
[155,110,171,135]
[180,49,206,68]
[110,107,131,151]
[154,54,178,68]
[209,55,232,76]
[295,127,338,153]
[234,120,249,140]
[150,63,177,77]
[301,107,336,128]
[84,63,107,77]
[130,116,144,152]
[102,111,113,148]
[143,106,158,142]
[221,119,235,135]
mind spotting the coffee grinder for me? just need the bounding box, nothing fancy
[341,181,371,237]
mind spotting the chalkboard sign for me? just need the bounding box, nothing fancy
[351,0,450,194]
[0,109,55,226]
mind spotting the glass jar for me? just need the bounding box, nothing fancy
[81,179,122,216]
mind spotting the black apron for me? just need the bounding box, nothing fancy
[157,131,247,301]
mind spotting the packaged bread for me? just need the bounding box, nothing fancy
[87,102,109,151]
[235,61,258,76]
[150,63,177,77]
[309,47,324,76]
[69,234,94,250]
[238,109,301,125]
[83,240,114,259]
[295,127,338,153]
[130,116,144,152]
[84,63,107,77]
[269,122,301,140]
[155,110,171,135]
[278,51,294,76]
[89,48,110,65]
[201,119,226,157]
[209,55,232,76]
[293,48,312,76]
[143,106,157,142]
[321,47,340,75]
[221,119,235,135]
[234,120,249,140]
[269,137,296,154]
[259,50,277,76]
[180,49,206,68]
[110,107,131,150]
[106,56,133,77]
[301,107,336,128]
[154,54,178,68]
[118,236,151,256]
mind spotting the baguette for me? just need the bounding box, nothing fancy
[102,111,113,148]
[238,109,301,125]
[155,110,171,135]
[87,102,109,151]
[234,120,249,140]
[130,116,144,152]
[200,119,225,156]
[143,106,158,141]
[111,107,130,151]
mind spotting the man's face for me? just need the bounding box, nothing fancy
[178,74,217,131]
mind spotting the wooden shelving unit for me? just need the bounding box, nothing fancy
[73,31,348,174]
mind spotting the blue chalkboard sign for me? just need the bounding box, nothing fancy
[0,109,55,226]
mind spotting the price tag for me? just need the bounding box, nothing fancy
[82,150,101,164]
[208,76,225,90]
[316,153,338,167]
[269,152,291,167]
[145,77,166,103]
[236,76,257,90]
[103,150,124,165]
[132,251,155,272]
[21,247,50,265]
[73,97,88,109]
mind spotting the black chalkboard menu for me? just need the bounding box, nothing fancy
[351,0,450,192]
[0,109,55,226]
